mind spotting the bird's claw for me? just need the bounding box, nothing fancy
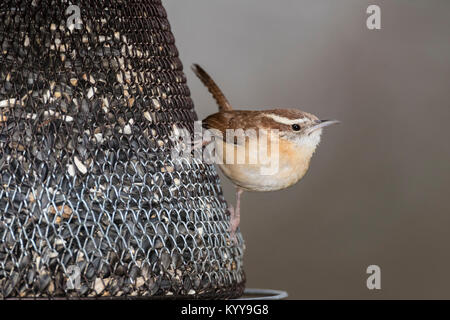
[230,231,238,244]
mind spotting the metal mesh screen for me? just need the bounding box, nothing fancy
[0,0,245,299]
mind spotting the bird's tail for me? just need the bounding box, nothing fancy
[191,64,232,112]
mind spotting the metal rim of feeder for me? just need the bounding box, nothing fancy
[237,288,288,300]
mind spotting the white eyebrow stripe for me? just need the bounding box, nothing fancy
[264,113,308,125]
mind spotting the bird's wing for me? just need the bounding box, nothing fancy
[191,64,233,112]
[202,112,232,138]
[202,111,259,145]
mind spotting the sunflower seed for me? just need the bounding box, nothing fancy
[74,156,87,174]
[67,164,76,177]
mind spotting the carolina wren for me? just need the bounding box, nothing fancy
[191,64,339,242]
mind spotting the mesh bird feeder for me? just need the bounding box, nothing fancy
[0,0,245,299]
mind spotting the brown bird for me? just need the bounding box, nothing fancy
[191,64,339,242]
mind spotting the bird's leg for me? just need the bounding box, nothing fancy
[193,138,210,150]
[229,188,244,243]
[191,138,210,163]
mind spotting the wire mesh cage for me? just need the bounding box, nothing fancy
[0,0,245,299]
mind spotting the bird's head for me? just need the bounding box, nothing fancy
[260,109,339,150]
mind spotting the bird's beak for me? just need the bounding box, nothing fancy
[306,119,340,135]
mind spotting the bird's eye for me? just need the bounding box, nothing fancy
[292,124,301,131]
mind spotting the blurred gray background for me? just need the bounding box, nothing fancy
[164,0,450,299]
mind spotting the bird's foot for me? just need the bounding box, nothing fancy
[227,205,239,244]
[193,139,203,150]
[193,139,211,150]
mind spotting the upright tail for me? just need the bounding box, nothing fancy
[191,64,233,112]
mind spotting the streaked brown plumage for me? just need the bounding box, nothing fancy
[191,64,232,112]
[203,109,319,138]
